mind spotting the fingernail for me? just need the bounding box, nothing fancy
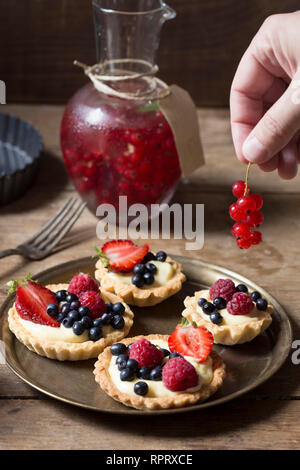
[243,136,268,163]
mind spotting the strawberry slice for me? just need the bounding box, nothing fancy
[101,239,149,272]
[16,281,60,327]
[168,326,214,363]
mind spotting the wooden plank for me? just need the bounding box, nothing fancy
[0,398,300,449]
[1,1,300,105]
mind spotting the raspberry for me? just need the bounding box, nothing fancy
[209,278,236,303]
[78,291,106,320]
[162,357,198,392]
[227,292,254,315]
[129,338,163,369]
[68,273,99,297]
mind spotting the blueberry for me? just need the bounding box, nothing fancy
[110,343,127,356]
[70,300,81,310]
[98,312,113,326]
[120,368,135,381]
[66,293,78,303]
[112,302,125,315]
[46,304,59,317]
[143,252,156,263]
[116,354,128,366]
[55,290,67,302]
[149,366,162,381]
[134,381,148,396]
[78,305,90,317]
[72,321,85,336]
[145,263,157,274]
[127,343,133,351]
[61,303,70,315]
[133,264,146,275]
[126,359,139,372]
[68,310,80,321]
[93,318,103,327]
[88,326,103,341]
[210,311,223,325]
[202,302,215,315]
[143,272,155,285]
[62,317,74,328]
[111,315,125,330]
[80,316,93,329]
[236,284,248,293]
[132,273,144,288]
[213,297,226,310]
[105,302,113,313]
[197,297,206,307]
[137,366,151,379]
[57,313,66,323]
[251,291,262,301]
[169,352,182,359]
[160,348,170,357]
[256,298,268,311]
[155,250,167,262]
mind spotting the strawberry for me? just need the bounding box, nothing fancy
[168,325,213,363]
[100,240,149,273]
[16,281,60,327]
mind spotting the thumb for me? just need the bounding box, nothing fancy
[242,73,300,164]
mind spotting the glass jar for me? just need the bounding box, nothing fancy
[60,0,181,215]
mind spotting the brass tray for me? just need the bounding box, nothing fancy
[0,256,292,415]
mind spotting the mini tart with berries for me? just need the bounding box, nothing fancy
[94,327,225,410]
[182,279,273,345]
[94,240,186,307]
[8,275,134,361]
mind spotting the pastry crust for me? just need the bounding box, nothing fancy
[94,334,226,410]
[8,283,134,361]
[95,257,186,307]
[182,290,273,345]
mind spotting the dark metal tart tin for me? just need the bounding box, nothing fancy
[0,113,43,206]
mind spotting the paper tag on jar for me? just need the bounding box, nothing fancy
[158,84,204,177]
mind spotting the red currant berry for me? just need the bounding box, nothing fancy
[232,180,249,198]
[251,193,263,210]
[231,222,251,239]
[237,195,257,213]
[131,132,144,146]
[237,238,252,249]
[229,203,247,222]
[249,231,262,245]
[246,210,264,227]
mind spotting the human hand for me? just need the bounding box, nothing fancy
[230,11,300,179]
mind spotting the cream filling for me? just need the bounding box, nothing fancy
[19,318,89,343]
[108,339,213,397]
[107,260,174,288]
[197,289,269,326]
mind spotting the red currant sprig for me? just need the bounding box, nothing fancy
[229,164,263,249]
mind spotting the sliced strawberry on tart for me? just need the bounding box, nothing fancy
[8,273,134,361]
[182,278,274,345]
[94,240,186,307]
[94,324,225,410]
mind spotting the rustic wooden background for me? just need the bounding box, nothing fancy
[1,0,299,106]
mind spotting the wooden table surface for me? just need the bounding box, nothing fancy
[0,105,299,450]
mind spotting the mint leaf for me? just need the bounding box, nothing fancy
[181,317,189,327]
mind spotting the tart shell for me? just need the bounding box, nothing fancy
[8,283,134,361]
[94,334,226,410]
[182,290,273,345]
[95,257,186,307]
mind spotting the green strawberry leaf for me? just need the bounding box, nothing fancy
[94,246,109,268]
[137,102,159,114]
[181,317,190,327]
[6,273,36,294]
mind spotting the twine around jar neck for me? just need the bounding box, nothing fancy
[74,59,171,101]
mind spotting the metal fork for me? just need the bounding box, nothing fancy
[0,197,86,260]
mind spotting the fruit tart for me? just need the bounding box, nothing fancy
[94,240,186,307]
[182,278,273,345]
[8,273,134,361]
[94,325,225,410]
